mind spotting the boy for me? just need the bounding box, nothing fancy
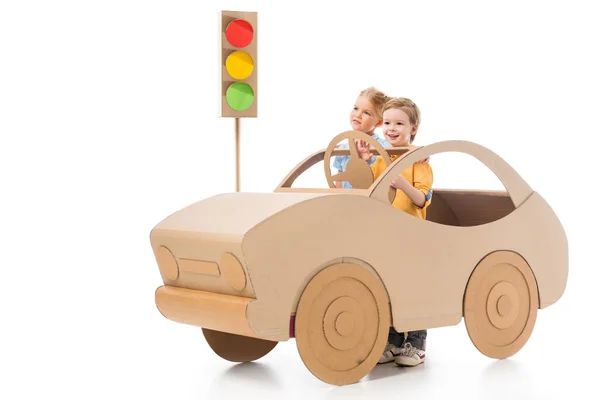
[358,97,433,367]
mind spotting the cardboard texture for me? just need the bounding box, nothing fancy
[464,251,538,359]
[324,130,393,189]
[150,130,568,385]
[295,263,390,385]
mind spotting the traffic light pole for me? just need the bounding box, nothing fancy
[221,10,257,193]
[235,117,240,192]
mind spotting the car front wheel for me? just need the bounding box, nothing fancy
[294,263,390,385]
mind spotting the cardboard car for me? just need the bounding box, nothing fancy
[150,130,568,385]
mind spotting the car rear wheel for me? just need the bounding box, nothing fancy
[295,263,390,385]
[202,328,277,362]
[464,251,539,359]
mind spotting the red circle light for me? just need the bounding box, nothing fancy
[225,19,254,48]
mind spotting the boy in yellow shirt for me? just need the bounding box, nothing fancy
[357,97,433,367]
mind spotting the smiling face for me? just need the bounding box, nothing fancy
[382,107,418,146]
[349,96,382,134]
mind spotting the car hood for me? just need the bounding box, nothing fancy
[151,192,332,242]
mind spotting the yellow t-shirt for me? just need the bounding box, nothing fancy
[370,155,434,219]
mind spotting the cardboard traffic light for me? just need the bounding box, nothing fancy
[220,11,257,118]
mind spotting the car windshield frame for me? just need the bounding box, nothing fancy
[274,146,417,194]
[275,140,532,211]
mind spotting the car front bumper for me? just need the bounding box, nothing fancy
[155,285,259,338]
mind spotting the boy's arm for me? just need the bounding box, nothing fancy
[392,177,427,207]
[391,163,433,208]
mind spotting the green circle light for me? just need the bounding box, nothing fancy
[226,82,254,111]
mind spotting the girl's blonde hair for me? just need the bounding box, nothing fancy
[382,97,421,143]
[359,87,391,120]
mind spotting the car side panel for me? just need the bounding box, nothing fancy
[241,192,567,341]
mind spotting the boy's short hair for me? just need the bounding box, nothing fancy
[383,97,421,143]
[359,87,390,120]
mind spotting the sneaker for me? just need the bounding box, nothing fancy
[378,343,403,364]
[395,342,426,367]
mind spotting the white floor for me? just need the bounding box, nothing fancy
[5,277,590,400]
[147,299,595,400]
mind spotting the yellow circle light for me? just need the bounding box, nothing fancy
[225,51,254,80]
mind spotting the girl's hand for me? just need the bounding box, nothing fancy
[356,140,373,161]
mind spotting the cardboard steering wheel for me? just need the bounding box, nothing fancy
[324,130,392,189]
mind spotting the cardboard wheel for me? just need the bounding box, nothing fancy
[295,263,390,385]
[202,328,277,362]
[464,251,538,359]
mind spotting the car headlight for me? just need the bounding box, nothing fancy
[220,252,247,291]
[155,246,179,281]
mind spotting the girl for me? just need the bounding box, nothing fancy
[332,87,391,188]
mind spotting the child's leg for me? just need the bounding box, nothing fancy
[378,327,405,364]
[405,329,427,350]
[395,330,427,367]
[388,327,405,347]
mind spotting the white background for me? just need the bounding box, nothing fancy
[1,0,599,398]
